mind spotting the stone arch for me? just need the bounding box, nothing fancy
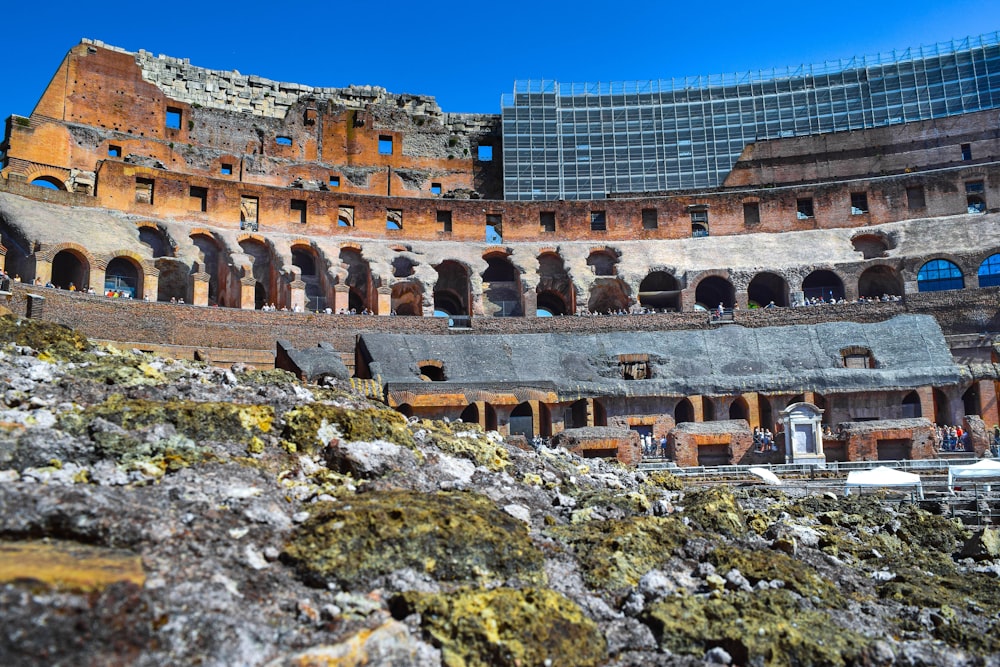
[50,247,90,290]
[292,242,329,312]
[433,260,470,317]
[27,172,67,191]
[858,265,903,298]
[240,236,280,309]
[747,272,789,308]
[190,232,225,306]
[586,248,618,276]
[675,398,695,424]
[536,252,574,316]
[902,391,922,418]
[136,222,174,258]
[340,247,376,313]
[729,396,750,421]
[638,271,680,311]
[851,231,893,259]
[802,269,845,302]
[104,254,144,298]
[587,277,630,314]
[460,403,498,431]
[693,275,735,309]
[481,252,522,317]
[917,258,965,292]
[509,402,535,439]
[391,281,423,316]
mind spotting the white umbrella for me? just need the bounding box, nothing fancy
[748,467,782,485]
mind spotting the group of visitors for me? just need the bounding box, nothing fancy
[936,424,970,451]
[640,434,669,458]
[753,427,778,453]
[795,293,903,307]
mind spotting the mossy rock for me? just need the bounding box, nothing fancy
[60,395,274,446]
[682,485,746,537]
[547,515,689,592]
[282,403,413,453]
[707,544,840,603]
[284,490,545,588]
[391,587,606,667]
[416,419,509,470]
[234,367,297,386]
[643,470,683,491]
[644,588,869,666]
[0,315,91,359]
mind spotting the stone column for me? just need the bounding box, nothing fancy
[980,380,999,429]
[377,285,392,315]
[691,395,706,422]
[333,285,350,313]
[239,277,256,310]
[142,271,159,302]
[33,257,52,284]
[190,271,210,306]
[88,267,104,294]
[522,288,537,318]
[916,386,936,422]
[289,279,306,312]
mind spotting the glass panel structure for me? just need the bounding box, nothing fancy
[978,254,1000,287]
[918,259,965,292]
[502,33,1000,200]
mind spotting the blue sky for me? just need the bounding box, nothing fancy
[3,0,1000,117]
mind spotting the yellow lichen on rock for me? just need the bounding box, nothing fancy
[0,540,145,592]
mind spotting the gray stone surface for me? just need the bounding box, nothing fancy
[361,314,961,396]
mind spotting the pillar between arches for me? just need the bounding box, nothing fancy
[978,380,998,428]
[916,386,935,423]
[190,272,210,306]
[289,279,306,312]
[33,258,52,284]
[239,278,255,310]
[88,267,104,293]
[142,272,159,301]
[333,285,349,313]
[377,285,392,315]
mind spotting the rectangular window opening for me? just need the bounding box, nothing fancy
[743,202,760,226]
[378,135,394,155]
[540,211,556,233]
[108,145,121,158]
[906,185,925,210]
[431,182,442,195]
[641,208,658,230]
[240,195,259,231]
[328,175,340,188]
[437,210,452,233]
[135,177,154,205]
[850,192,869,215]
[165,107,181,130]
[189,186,207,212]
[291,199,307,224]
[220,163,233,176]
[275,136,292,147]
[691,208,709,237]
[477,144,493,161]
[386,209,402,230]
[796,197,814,219]
[485,214,502,244]
[962,143,973,161]
[590,210,607,232]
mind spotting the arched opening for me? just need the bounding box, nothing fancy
[569,399,589,429]
[902,391,922,418]
[729,396,749,421]
[978,254,1000,288]
[460,404,480,426]
[537,252,574,316]
[703,399,716,422]
[509,402,534,439]
[191,233,223,306]
[391,282,423,316]
[293,246,325,312]
[392,256,416,278]
[104,257,141,298]
[340,247,375,314]
[918,259,964,292]
[802,270,845,302]
[963,385,981,417]
[30,176,65,190]
[138,226,173,258]
[858,265,903,298]
[747,272,789,308]
[483,403,498,431]
[695,276,735,309]
[536,290,567,317]
[638,271,680,311]
[587,278,630,314]
[758,395,773,431]
[419,361,446,382]
[851,234,889,259]
[240,237,276,308]
[51,249,88,290]
[482,254,522,317]
[434,260,470,317]
[933,388,950,425]
[675,398,694,424]
[397,404,413,418]
[586,251,617,277]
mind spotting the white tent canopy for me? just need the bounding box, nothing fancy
[947,459,1000,492]
[748,467,782,485]
[845,467,924,499]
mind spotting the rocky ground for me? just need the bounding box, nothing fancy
[1,315,999,666]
